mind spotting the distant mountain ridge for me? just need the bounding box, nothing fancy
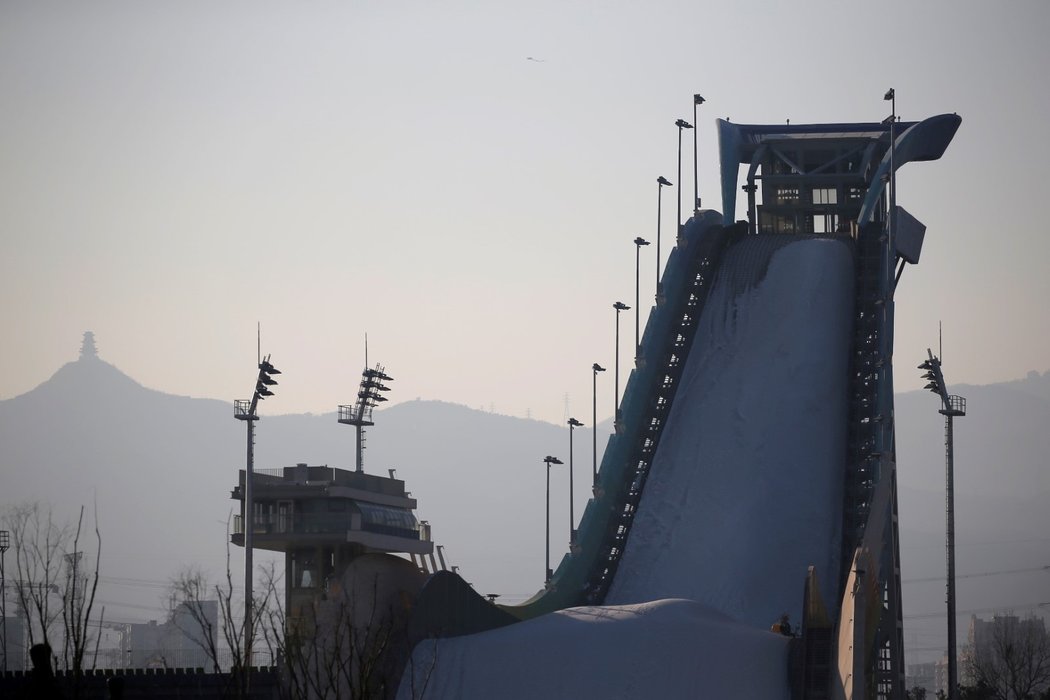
[1,351,1047,665]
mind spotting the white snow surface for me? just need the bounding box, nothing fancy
[607,236,854,628]
[396,599,791,700]
[398,237,853,697]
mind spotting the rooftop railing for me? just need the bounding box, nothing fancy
[230,511,420,541]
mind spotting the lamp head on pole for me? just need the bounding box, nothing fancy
[593,363,606,373]
[568,417,583,428]
[694,94,705,105]
[613,301,630,312]
[657,176,672,187]
[634,237,650,247]
[543,455,564,467]
[675,119,694,130]
[884,88,895,102]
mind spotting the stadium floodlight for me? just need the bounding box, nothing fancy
[233,352,280,678]
[567,418,584,547]
[340,362,395,473]
[613,302,630,432]
[693,95,705,212]
[542,456,565,584]
[1,529,8,672]
[592,363,606,488]
[675,119,694,247]
[633,237,650,360]
[656,176,672,298]
[918,348,966,700]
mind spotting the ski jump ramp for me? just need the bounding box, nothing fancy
[398,114,960,699]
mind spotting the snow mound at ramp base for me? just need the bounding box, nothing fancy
[396,599,791,699]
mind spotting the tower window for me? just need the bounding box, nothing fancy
[812,187,838,205]
[775,186,800,204]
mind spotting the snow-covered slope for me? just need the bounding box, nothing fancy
[607,235,854,627]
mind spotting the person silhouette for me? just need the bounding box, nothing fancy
[107,675,126,699]
[771,613,793,637]
[19,643,65,699]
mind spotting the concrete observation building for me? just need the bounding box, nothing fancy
[231,464,434,620]
[230,363,435,638]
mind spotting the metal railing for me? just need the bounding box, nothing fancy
[233,399,253,420]
[231,512,419,540]
[946,394,966,415]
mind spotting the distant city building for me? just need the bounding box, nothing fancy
[1,616,26,671]
[905,657,949,697]
[129,600,217,669]
[965,613,1049,687]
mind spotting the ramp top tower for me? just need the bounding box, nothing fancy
[717,116,960,236]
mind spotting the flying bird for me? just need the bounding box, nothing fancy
[526,56,546,63]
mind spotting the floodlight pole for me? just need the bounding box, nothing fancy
[567,418,583,546]
[693,95,705,213]
[592,363,605,489]
[634,237,650,360]
[675,119,693,244]
[542,456,563,584]
[945,406,959,700]
[656,177,671,300]
[242,406,258,679]
[0,529,8,673]
[234,353,279,682]
[881,88,898,306]
[613,302,630,431]
[919,348,966,700]
[546,458,551,583]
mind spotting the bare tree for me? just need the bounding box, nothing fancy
[260,566,430,700]
[965,614,1050,700]
[4,503,67,651]
[169,566,224,672]
[169,520,278,698]
[2,502,104,699]
[60,506,103,684]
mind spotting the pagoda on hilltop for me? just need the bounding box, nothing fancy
[79,331,98,360]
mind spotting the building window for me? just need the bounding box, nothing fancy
[812,187,838,205]
[812,213,839,234]
[775,186,800,204]
[758,211,775,234]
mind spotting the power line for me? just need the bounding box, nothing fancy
[902,538,1050,550]
[99,575,172,590]
[903,564,1049,584]
[904,601,1049,621]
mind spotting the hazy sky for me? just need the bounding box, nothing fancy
[2,1,1048,423]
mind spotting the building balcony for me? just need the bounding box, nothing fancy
[231,509,432,555]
